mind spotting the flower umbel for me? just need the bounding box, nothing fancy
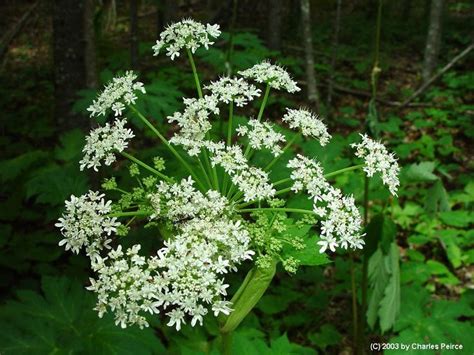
[282,108,331,146]
[288,155,365,253]
[152,19,221,60]
[87,71,146,117]
[55,191,120,261]
[204,77,261,107]
[168,95,219,156]
[239,61,300,93]
[351,133,400,196]
[236,118,286,156]
[80,118,134,171]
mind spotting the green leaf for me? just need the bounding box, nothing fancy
[54,129,85,162]
[439,210,474,228]
[365,214,397,257]
[424,179,450,214]
[286,234,330,267]
[308,324,341,350]
[0,151,48,183]
[367,248,389,329]
[437,230,462,268]
[404,162,438,182]
[25,165,88,206]
[378,243,400,333]
[389,286,474,354]
[0,276,165,354]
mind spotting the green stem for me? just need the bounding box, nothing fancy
[219,261,277,334]
[273,177,292,187]
[129,105,206,191]
[198,155,213,189]
[264,134,298,171]
[257,84,271,122]
[244,84,271,157]
[107,210,151,218]
[186,48,203,98]
[120,151,172,182]
[236,207,314,215]
[222,102,235,194]
[350,254,359,353]
[325,164,365,178]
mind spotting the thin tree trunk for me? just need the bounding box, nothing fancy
[130,0,139,68]
[267,0,283,51]
[422,0,443,83]
[300,0,321,113]
[326,0,342,113]
[53,0,89,129]
[84,0,97,88]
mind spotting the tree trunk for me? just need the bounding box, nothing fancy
[84,0,97,88]
[267,0,283,51]
[422,0,443,83]
[130,0,139,68]
[327,0,342,113]
[300,0,321,113]
[53,0,97,130]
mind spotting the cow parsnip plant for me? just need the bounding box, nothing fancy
[56,19,400,337]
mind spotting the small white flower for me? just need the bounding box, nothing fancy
[55,191,119,260]
[153,19,221,60]
[167,309,185,331]
[288,155,364,253]
[87,244,162,329]
[351,134,400,196]
[204,77,261,107]
[239,61,300,93]
[212,301,233,317]
[237,118,286,156]
[282,108,331,145]
[87,71,146,118]
[168,95,220,156]
[80,118,134,171]
[317,236,338,253]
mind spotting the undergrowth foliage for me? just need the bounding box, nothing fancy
[56,19,400,332]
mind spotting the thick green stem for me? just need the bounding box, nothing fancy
[236,207,314,215]
[107,210,151,218]
[325,164,365,178]
[129,105,206,191]
[120,151,172,182]
[186,48,203,98]
[219,261,277,334]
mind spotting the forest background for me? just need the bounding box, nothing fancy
[0,0,473,354]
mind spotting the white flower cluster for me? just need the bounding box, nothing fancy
[55,191,120,261]
[236,118,286,156]
[239,61,300,93]
[208,143,276,202]
[87,245,163,329]
[168,96,219,156]
[204,77,261,106]
[152,177,228,222]
[351,134,400,196]
[87,71,146,117]
[288,155,364,253]
[80,118,134,171]
[282,108,331,146]
[147,178,254,330]
[152,19,221,60]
